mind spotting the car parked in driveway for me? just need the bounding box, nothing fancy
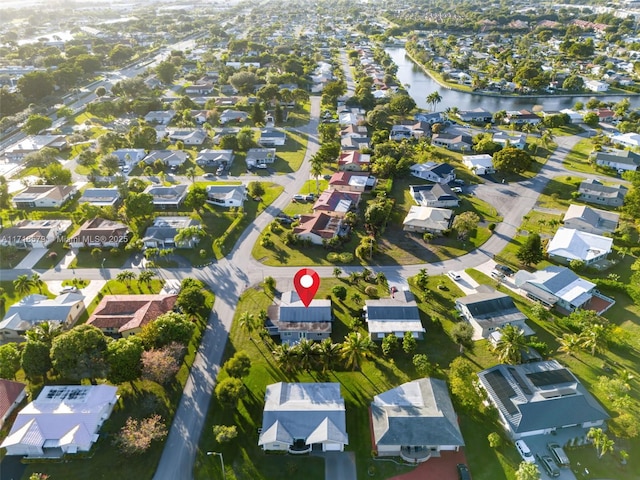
[447,271,462,281]
[456,463,472,480]
[495,264,515,276]
[547,442,570,467]
[536,453,560,477]
[515,440,535,464]
[452,186,463,193]
[203,173,214,179]
[292,194,305,202]
[60,286,79,294]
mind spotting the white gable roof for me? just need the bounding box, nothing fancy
[547,228,613,262]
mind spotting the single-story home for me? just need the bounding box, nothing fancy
[492,132,527,150]
[266,291,332,344]
[205,184,246,208]
[1,385,119,457]
[403,206,453,234]
[293,213,345,245]
[259,129,286,146]
[167,129,208,146]
[4,134,67,161]
[111,148,146,166]
[219,109,248,124]
[610,133,640,148]
[505,110,542,125]
[246,148,276,168]
[0,219,72,249]
[143,184,189,209]
[514,266,614,314]
[456,108,492,123]
[455,286,532,340]
[13,185,77,209]
[258,383,348,453]
[312,190,361,215]
[338,151,370,171]
[340,125,368,137]
[463,154,495,175]
[0,379,27,429]
[547,227,613,265]
[431,133,473,151]
[0,294,85,342]
[364,290,425,340]
[341,135,370,151]
[594,149,640,172]
[86,294,178,337]
[478,360,609,440]
[67,218,129,248]
[142,216,201,249]
[144,110,176,125]
[577,179,628,207]
[143,150,189,167]
[562,204,619,235]
[409,162,456,183]
[371,378,464,462]
[328,171,376,192]
[585,79,609,92]
[410,184,459,208]
[195,149,234,167]
[77,188,121,207]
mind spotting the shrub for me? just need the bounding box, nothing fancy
[488,223,496,231]
[364,285,378,297]
[381,333,399,356]
[327,252,339,262]
[212,424,238,443]
[488,432,502,448]
[339,252,354,263]
[114,414,168,455]
[332,285,347,301]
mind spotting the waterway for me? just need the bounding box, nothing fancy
[386,47,640,112]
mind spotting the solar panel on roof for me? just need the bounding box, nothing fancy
[508,367,532,395]
[484,370,518,415]
[526,368,574,387]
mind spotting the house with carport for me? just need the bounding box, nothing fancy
[0,219,71,249]
[463,154,495,175]
[13,185,77,209]
[206,184,246,208]
[594,149,640,172]
[403,206,452,235]
[411,184,459,208]
[258,383,348,453]
[371,378,464,463]
[577,179,627,207]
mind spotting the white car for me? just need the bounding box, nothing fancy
[452,187,463,193]
[203,173,214,179]
[447,271,462,281]
[60,286,79,294]
[515,440,535,464]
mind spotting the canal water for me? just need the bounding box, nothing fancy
[386,47,640,112]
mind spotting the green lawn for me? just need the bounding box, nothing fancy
[0,280,53,318]
[563,139,619,178]
[536,175,586,210]
[0,247,30,269]
[69,247,131,269]
[273,131,309,173]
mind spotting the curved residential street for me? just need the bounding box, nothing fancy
[0,83,605,479]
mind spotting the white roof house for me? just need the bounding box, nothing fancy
[1,385,118,457]
[364,290,425,340]
[463,154,494,175]
[205,184,246,208]
[402,206,453,234]
[547,227,613,265]
[258,383,348,453]
[0,294,85,341]
[610,133,640,147]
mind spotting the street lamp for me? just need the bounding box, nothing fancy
[207,451,225,479]
[102,258,106,269]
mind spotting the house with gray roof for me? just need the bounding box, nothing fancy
[258,383,348,453]
[111,149,146,166]
[409,162,456,184]
[513,266,614,314]
[245,148,276,168]
[205,184,246,208]
[67,218,129,248]
[142,216,201,249]
[547,228,613,265]
[267,291,332,344]
[144,110,176,125]
[78,188,121,207]
[456,108,493,123]
[13,185,77,209]
[478,360,609,440]
[364,290,425,340]
[143,184,188,209]
[594,149,640,172]
[0,294,85,342]
[0,219,71,249]
[143,150,189,167]
[577,179,628,207]
[410,184,459,208]
[455,286,532,340]
[562,204,619,235]
[195,149,233,167]
[259,129,286,147]
[371,378,464,463]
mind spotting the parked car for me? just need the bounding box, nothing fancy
[304,193,316,202]
[203,173,214,179]
[60,286,79,294]
[515,440,535,464]
[536,453,560,477]
[452,187,463,193]
[547,443,570,467]
[453,179,465,186]
[276,216,293,225]
[490,269,505,280]
[447,271,462,281]
[495,264,515,276]
[456,463,472,480]
[292,194,305,202]
[256,163,268,169]
[216,166,224,175]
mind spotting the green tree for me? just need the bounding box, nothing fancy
[176,286,206,315]
[517,233,543,266]
[156,61,177,84]
[50,325,109,382]
[389,93,416,115]
[102,154,120,175]
[212,424,238,444]
[562,75,584,91]
[116,270,136,286]
[402,331,417,354]
[229,71,259,95]
[294,338,319,371]
[381,333,399,356]
[415,268,429,291]
[21,340,52,380]
[248,181,265,199]
[488,432,502,448]
[223,351,252,378]
[495,325,526,364]
[587,427,615,458]
[30,273,44,294]
[451,322,474,350]
[426,91,442,112]
[13,274,33,296]
[215,377,247,406]
[251,101,265,126]
[579,323,609,356]
[139,311,195,348]
[184,185,207,213]
[452,211,480,240]
[449,357,480,410]
[515,461,540,480]
[42,162,72,185]
[236,126,254,151]
[26,321,62,346]
[106,337,143,386]
[23,114,52,135]
[341,332,376,370]
[137,270,157,290]
[0,343,21,379]
[412,353,430,376]
[492,147,532,173]
[332,285,347,301]
[583,112,599,127]
[17,70,54,101]
[125,192,154,221]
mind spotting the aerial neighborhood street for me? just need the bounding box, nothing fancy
[1,2,640,480]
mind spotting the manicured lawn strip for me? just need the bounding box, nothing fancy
[563,139,617,179]
[519,210,562,236]
[23,287,214,480]
[285,102,311,127]
[272,131,309,173]
[69,248,131,269]
[536,175,586,210]
[550,124,585,137]
[84,278,166,316]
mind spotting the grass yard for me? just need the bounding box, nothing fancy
[563,139,619,179]
[33,241,71,270]
[272,131,309,173]
[0,280,53,318]
[194,275,528,480]
[0,247,30,269]
[284,102,311,127]
[519,210,563,236]
[536,175,586,210]
[69,247,131,269]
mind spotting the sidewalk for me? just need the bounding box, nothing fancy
[58,248,79,269]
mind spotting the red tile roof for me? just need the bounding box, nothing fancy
[0,379,26,419]
[87,295,178,334]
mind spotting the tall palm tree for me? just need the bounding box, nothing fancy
[239,312,257,335]
[556,333,581,357]
[540,130,554,150]
[294,338,318,371]
[137,270,156,290]
[318,338,341,373]
[494,325,526,364]
[333,267,342,279]
[174,226,205,247]
[13,274,33,297]
[426,91,442,112]
[310,153,323,194]
[579,323,608,356]
[30,273,44,294]
[25,321,62,345]
[341,332,376,371]
[116,270,136,287]
[272,343,297,374]
[185,167,196,184]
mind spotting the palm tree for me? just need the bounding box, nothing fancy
[294,338,318,371]
[116,270,136,287]
[415,268,429,291]
[341,332,376,371]
[426,91,442,112]
[350,292,362,305]
[494,325,526,364]
[13,274,33,297]
[239,312,257,335]
[556,333,581,357]
[333,267,342,279]
[310,153,323,194]
[26,321,62,345]
[185,167,196,184]
[318,338,341,373]
[348,272,359,285]
[375,272,386,286]
[540,130,554,151]
[587,427,615,458]
[579,323,608,356]
[272,343,297,374]
[492,110,506,125]
[174,226,206,247]
[137,270,156,290]
[30,273,44,294]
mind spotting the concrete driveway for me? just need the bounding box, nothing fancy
[313,451,357,480]
[518,427,586,480]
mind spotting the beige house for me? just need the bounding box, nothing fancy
[403,206,453,234]
[562,204,619,235]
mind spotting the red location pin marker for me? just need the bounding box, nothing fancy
[293,268,320,308]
